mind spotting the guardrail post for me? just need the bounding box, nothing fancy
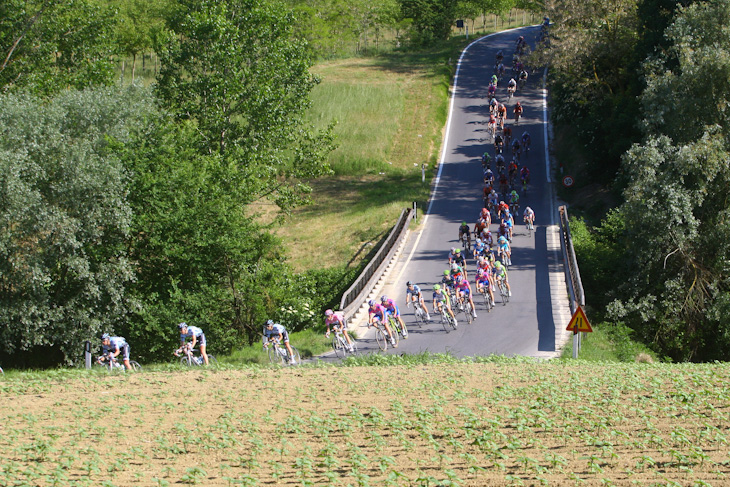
[85,340,92,369]
[412,201,417,221]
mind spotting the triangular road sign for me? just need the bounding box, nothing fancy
[566,306,593,333]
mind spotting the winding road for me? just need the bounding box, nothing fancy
[324,25,571,360]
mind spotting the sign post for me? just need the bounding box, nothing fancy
[566,307,592,358]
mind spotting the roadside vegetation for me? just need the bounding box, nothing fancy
[540,0,730,362]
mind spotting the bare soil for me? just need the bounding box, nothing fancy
[2,361,730,486]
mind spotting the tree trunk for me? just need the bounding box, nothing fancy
[132,53,137,80]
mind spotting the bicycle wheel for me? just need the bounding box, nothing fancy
[348,339,359,356]
[333,335,346,358]
[414,306,426,327]
[206,355,218,366]
[500,282,510,305]
[374,327,388,351]
[288,347,301,365]
[129,361,142,372]
[465,301,473,324]
[268,346,285,364]
[449,312,458,330]
[440,310,451,333]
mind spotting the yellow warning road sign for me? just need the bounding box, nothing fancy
[566,307,593,333]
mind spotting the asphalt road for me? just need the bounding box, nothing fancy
[320,25,565,361]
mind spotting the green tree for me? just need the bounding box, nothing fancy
[0,0,118,95]
[156,0,334,210]
[398,0,459,45]
[0,87,156,365]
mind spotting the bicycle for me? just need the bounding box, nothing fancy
[330,328,358,358]
[266,338,301,365]
[388,313,408,340]
[525,217,534,237]
[438,303,457,332]
[175,347,218,367]
[95,354,142,372]
[460,295,474,324]
[479,284,493,310]
[522,177,528,195]
[460,232,471,252]
[409,300,429,328]
[497,279,510,305]
[371,316,398,351]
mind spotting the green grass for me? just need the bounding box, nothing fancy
[561,322,659,363]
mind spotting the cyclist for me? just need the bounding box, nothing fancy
[497,235,512,266]
[497,200,510,221]
[495,50,504,65]
[450,261,466,282]
[474,216,488,241]
[487,113,497,135]
[507,78,517,96]
[453,248,467,271]
[263,320,297,364]
[495,153,506,173]
[502,208,515,241]
[441,269,456,295]
[481,151,491,169]
[432,284,457,327]
[511,137,521,159]
[484,167,495,187]
[405,281,430,320]
[522,131,531,152]
[99,333,132,370]
[509,189,520,213]
[503,125,513,147]
[454,275,478,319]
[497,103,507,129]
[368,299,397,346]
[448,247,459,264]
[489,96,499,116]
[508,160,519,186]
[514,101,524,123]
[491,74,498,86]
[496,62,505,79]
[179,322,209,365]
[520,166,530,188]
[481,228,494,248]
[494,132,504,154]
[487,83,496,100]
[493,261,512,296]
[518,70,528,89]
[381,295,407,339]
[324,309,355,353]
[498,171,509,196]
[523,206,535,228]
[459,221,471,247]
[488,189,499,214]
[497,221,509,242]
[473,238,487,259]
[475,267,495,309]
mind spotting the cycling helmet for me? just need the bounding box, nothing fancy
[516,101,521,106]
[450,247,456,253]
[454,275,463,283]
[451,263,459,271]
[443,270,450,276]
[499,236,508,243]
[101,333,110,340]
[265,319,274,327]
[519,36,524,40]
[406,280,413,287]
[462,221,467,226]
[178,322,187,329]
[368,299,376,306]
[325,309,334,317]
[526,206,533,212]
[455,249,461,254]
[433,284,441,290]
[511,190,517,196]
[380,295,388,303]
[495,261,503,269]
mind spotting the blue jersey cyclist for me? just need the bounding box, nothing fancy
[497,235,512,266]
[263,320,297,364]
[179,322,209,365]
[381,295,407,339]
[100,333,132,370]
[405,281,430,320]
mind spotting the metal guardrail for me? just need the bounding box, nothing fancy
[558,205,586,357]
[339,208,415,320]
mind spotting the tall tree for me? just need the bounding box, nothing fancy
[0,87,156,365]
[156,0,334,210]
[0,0,118,95]
[398,0,459,45]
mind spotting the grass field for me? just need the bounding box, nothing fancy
[2,357,729,486]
